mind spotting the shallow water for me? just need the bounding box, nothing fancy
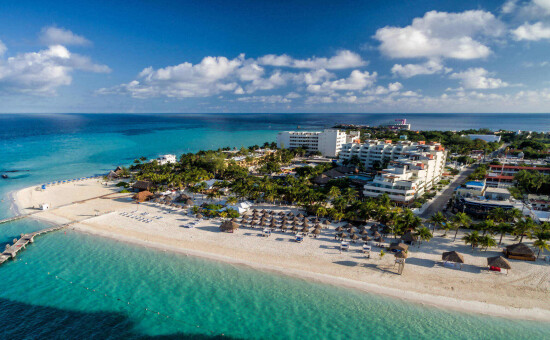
[1,113,549,339]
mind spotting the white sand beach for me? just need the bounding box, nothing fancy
[13,180,550,321]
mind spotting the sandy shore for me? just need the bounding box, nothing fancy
[13,180,550,322]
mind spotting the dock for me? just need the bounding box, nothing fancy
[0,224,70,266]
[0,214,29,224]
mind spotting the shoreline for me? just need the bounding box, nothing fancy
[69,218,550,322]
[12,182,550,323]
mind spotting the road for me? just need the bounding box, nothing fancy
[419,165,475,219]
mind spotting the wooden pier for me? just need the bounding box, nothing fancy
[0,224,69,266]
[0,214,29,225]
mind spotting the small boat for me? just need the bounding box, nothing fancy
[1,174,8,179]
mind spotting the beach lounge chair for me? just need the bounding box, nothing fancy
[340,242,349,252]
[362,244,371,253]
[295,235,303,243]
[262,228,271,237]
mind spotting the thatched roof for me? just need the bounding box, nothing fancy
[395,251,408,259]
[196,214,204,219]
[323,220,331,225]
[312,228,321,235]
[351,234,359,240]
[402,231,417,243]
[301,226,309,233]
[132,180,153,191]
[107,170,119,179]
[442,251,464,264]
[487,256,511,270]
[373,231,381,238]
[186,199,194,205]
[335,226,344,232]
[297,213,304,218]
[505,243,534,256]
[389,243,409,252]
[219,221,239,232]
[133,190,153,202]
[362,235,372,241]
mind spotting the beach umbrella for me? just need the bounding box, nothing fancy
[291,225,298,232]
[252,208,258,212]
[351,234,359,241]
[186,199,194,205]
[313,218,320,224]
[360,229,368,235]
[487,256,511,270]
[362,235,372,242]
[287,212,294,216]
[442,251,464,264]
[220,221,239,232]
[230,218,238,222]
[301,226,309,233]
[335,226,344,232]
[395,251,408,259]
[312,228,321,235]
[297,213,304,218]
[270,220,277,228]
[348,227,355,234]
[280,224,288,231]
[302,220,309,227]
[260,221,266,226]
[389,243,409,252]
[196,214,204,219]
[323,220,331,225]
[314,223,321,229]
[373,231,381,238]
[292,220,298,226]
[377,237,385,243]
[278,211,285,216]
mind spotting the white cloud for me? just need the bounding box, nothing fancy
[257,50,366,69]
[285,92,301,98]
[237,95,291,103]
[391,59,451,78]
[307,70,377,93]
[100,55,245,98]
[245,71,288,93]
[0,44,110,95]
[502,0,518,14]
[39,26,91,46]
[292,68,334,85]
[512,22,550,40]
[449,68,508,89]
[305,95,335,104]
[374,10,504,60]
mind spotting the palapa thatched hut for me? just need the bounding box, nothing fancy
[301,226,309,233]
[219,221,239,233]
[362,235,372,242]
[312,228,321,235]
[504,243,536,261]
[389,243,409,252]
[335,226,344,232]
[323,220,331,226]
[280,224,288,231]
[297,213,304,218]
[442,251,465,268]
[487,256,511,273]
[291,225,298,232]
[360,229,368,236]
[133,190,154,202]
[373,231,381,239]
[394,251,408,259]
[186,199,194,206]
[196,213,204,219]
[402,231,417,244]
[351,234,359,242]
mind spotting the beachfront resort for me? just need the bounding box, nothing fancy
[5,125,550,321]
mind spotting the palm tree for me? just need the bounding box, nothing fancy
[496,222,514,245]
[427,212,447,235]
[452,212,471,241]
[415,227,433,245]
[514,217,536,243]
[488,208,507,223]
[328,186,341,201]
[463,231,481,251]
[227,196,238,205]
[479,235,497,251]
[533,239,550,259]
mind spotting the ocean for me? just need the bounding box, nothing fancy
[1,113,549,339]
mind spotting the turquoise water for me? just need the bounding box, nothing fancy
[1,113,550,339]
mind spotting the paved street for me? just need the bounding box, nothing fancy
[419,166,475,219]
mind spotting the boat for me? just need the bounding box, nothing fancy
[1,174,8,179]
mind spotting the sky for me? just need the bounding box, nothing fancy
[0,0,549,113]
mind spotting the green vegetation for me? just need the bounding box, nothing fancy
[514,170,550,195]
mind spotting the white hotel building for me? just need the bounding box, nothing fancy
[277,129,360,157]
[340,140,447,204]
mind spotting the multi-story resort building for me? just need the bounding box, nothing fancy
[485,164,550,188]
[379,118,411,131]
[277,129,360,157]
[340,140,447,204]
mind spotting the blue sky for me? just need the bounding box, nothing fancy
[0,0,549,113]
